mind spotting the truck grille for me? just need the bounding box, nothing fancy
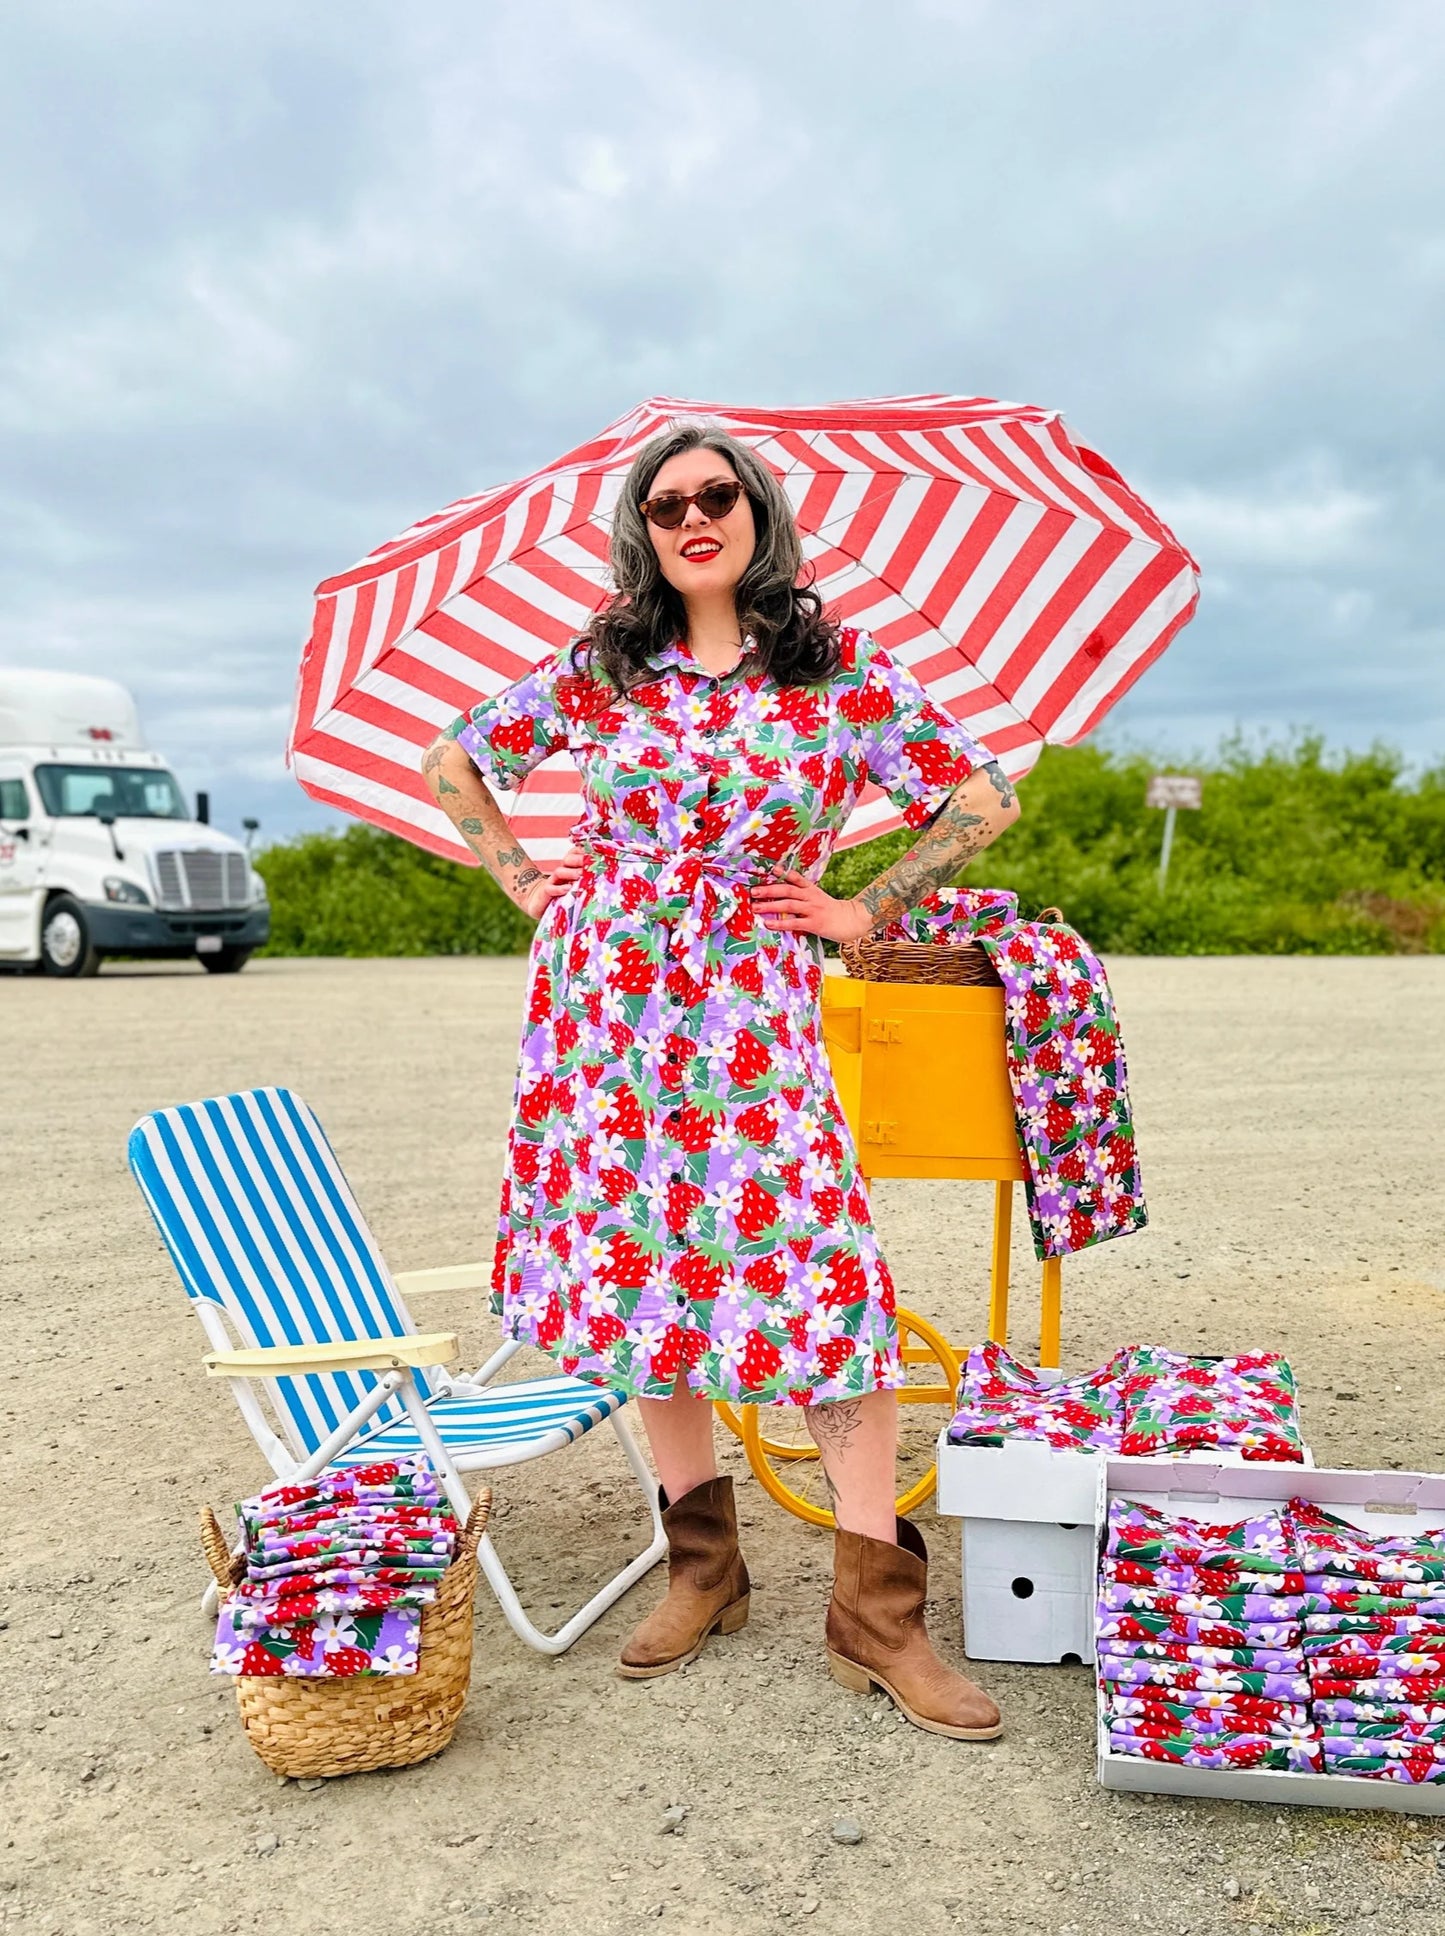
[152,849,249,911]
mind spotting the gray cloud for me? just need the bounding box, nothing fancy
[1,0,1441,843]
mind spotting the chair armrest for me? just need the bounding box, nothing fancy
[203,1333,459,1377]
[392,1263,490,1297]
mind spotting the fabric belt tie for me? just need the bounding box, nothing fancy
[574,837,769,976]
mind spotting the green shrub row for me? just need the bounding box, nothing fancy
[257,734,1445,958]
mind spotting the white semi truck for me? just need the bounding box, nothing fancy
[0,669,270,976]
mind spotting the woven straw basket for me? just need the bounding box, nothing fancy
[200,1489,490,1780]
[839,908,1062,987]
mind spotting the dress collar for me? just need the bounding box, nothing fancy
[657,634,762,681]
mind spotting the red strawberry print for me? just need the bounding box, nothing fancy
[781,1085,804,1110]
[581,1061,605,1088]
[600,1085,646,1140]
[736,1179,781,1242]
[735,1102,777,1144]
[608,1020,635,1056]
[905,737,967,788]
[517,1073,553,1128]
[240,1642,285,1677]
[786,1313,812,1351]
[614,937,658,995]
[787,1236,813,1263]
[583,989,603,1026]
[528,963,552,1024]
[824,1251,869,1306]
[812,1185,844,1226]
[555,1012,580,1056]
[577,1210,599,1235]
[728,1029,772,1088]
[738,1329,783,1391]
[536,1292,565,1349]
[550,1078,574,1118]
[671,1102,715,1152]
[512,1140,540,1185]
[779,1160,805,1197]
[665,965,706,1007]
[660,1034,694,1090]
[838,681,892,726]
[725,899,755,940]
[664,1179,705,1236]
[816,1338,856,1379]
[598,1166,634,1207]
[601,1233,652,1289]
[587,1312,626,1352]
[731,957,764,997]
[326,1645,373,1679]
[673,1249,725,1300]
[489,717,536,757]
[743,1254,787,1299]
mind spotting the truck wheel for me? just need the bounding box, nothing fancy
[200,946,253,975]
[41,896,102,978]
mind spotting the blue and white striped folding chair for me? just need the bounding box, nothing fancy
[128,1086,665,1654]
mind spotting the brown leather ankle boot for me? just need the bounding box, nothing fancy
[826,1517,1002,1740]
[617,1475,751,1679]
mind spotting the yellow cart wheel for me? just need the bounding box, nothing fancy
[725,1307,960,1529]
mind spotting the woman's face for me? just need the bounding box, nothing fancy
[642,447,757,607]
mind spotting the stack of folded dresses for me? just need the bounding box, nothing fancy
[949,1341,1305,1464]
[1290,1497,1445,1787]
[1097,1497,1320,1772]
[211,1456,458,1679]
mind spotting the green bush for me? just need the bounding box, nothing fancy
[256,824,534,957]
[258,736,1445,958]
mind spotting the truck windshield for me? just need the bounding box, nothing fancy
[34,764,189,820]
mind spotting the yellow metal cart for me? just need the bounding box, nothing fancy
[717,968,1062,1525]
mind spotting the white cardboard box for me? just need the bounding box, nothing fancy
[934,1432,1312,1665]
[1095,1459,1445,1815]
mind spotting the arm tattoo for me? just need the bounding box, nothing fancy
[459,817,485,836]
[982,762,1016,811]
[855,790,989,925]
[513,867,542,894]
[421,741,447,777]
[495,844,529,870]
[436,773,460,796]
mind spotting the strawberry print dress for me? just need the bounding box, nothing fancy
[447,626,990,1405]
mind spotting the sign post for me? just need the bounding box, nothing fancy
[1145,774,1203,891]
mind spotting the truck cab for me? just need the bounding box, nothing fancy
[0,669,270,976]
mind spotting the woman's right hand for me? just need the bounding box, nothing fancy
[518,842,588,920]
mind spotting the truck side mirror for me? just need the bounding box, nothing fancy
[96,806,124,862]
[196,790,210,825]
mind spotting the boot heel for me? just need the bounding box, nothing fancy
[827,1651,874,1694]
[715,1593,750,1636]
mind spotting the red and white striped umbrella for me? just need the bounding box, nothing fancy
[289,394,1198,861]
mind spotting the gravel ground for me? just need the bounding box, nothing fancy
[4,955,1445,1936]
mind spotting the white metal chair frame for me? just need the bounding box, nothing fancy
[193,1272,666,1656]
[131,1095,666,1658]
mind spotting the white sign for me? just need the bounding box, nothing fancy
[1146,773,1203,811]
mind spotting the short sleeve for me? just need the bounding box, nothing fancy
[840,630,993,828]
[445,653,572,792]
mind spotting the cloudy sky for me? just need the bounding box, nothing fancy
[2,1,1441,842]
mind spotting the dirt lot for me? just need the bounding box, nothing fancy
[4,955,1445,1936]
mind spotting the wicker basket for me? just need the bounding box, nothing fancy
[200,1489,490,1780]
[839,907,1062,987]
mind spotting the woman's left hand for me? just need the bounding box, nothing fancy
[752,867,873,944]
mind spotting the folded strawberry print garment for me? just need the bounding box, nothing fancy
[1106,1726,1321,1772]
[1106,1690,1309,1727]
[1289,1498,1445,1585]
[1301,1580,1445,1608]
[212,1455,456,1678]
[1324,1720,1445,1742]
[1106,1698,1307,1739]
[1118,1348,1303,1463]
[1305,1632,1445,1661]
[1103,1561,1306,1597]
[1106,1499,1294,1574]
[1098,1584,1307,1622]
[947,1340,1128,1449]
[873,890,1145,1260]
[949,1342,1305,1461]
[1319,1742,1445,1783]
[212,1603,422,1678]
[1097,1658,1311,1700]
[1306,1614,1445,1638]
[1315,1698,1445,1725]
[1097,1608,1301,1649]
[1098,1639,1306,1673]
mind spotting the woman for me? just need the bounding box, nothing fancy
[422,423,1019,1739]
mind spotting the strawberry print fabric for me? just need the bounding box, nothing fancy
[211,1456,456,1678]
[449,628,989,1403]
[1107,1726,1321,1772]
[871,888,1145,1259]
[947,1341,1305,1462]
[1106,1499,1295,1574]
[1106,1693,1309,1735]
